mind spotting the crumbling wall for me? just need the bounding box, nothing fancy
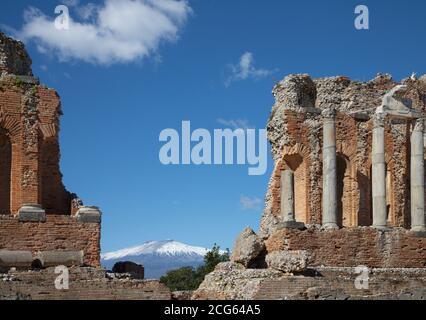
[0,267,171,300]
[265,227,426,268]
[0,32,32,76]
[0,215,100,267]
[193,263,426,300]
[260,73,426,237]
[0,76,73,213]
[0,31,100,268]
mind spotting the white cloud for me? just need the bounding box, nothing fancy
[217,118,254,130]
[225,52,277,87]
[62,0,96,20]
[16,0,191,65]
[63,0,80,6]
[77,3,98,20]
[240,195,262,211]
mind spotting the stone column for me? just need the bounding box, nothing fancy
[281,170,295,222]
[411,119,426,232]
[322,108,338,229]
[372,113,387,229]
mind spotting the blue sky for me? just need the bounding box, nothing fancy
[1,0,426,252]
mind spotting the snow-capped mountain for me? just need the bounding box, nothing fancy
[101,240,212,279]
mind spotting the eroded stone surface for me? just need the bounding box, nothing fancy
[0,32,32,76]
[0,267,171,300]
[112,261,145,280]
[265,250,309,273]
[192,262,284,300]
[230,228,265,267]
[193,266,426,300]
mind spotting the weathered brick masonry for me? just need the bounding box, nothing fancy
[260,73,426,267]
[194,263,426,300]
[196,74,426,300]
[0,215,100,267]
[0,32,175,300]
[265,227,426,268]
[1,267,172,300]
[0,32,101,268]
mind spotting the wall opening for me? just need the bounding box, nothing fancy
[336,154,355,227]
[0,128,11,215]
[357,170,372,226]
[283,154,307,223]
[31,259,43,270]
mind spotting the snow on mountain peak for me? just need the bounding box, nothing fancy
[101,240,210,261]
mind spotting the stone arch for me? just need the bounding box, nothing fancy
[335,123,360,227]
[336,154,355,227]
[281,143,310,224]
[337,135,375,227]
[31,259,43,270]
[0,111,22,214]
[0,127,11,214]
[0,111,21,137]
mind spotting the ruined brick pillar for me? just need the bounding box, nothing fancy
[0,31,102,267]
[410,119,426,232]
[372,113,387,229]
[18,87,44,218]
[322,107,338,229]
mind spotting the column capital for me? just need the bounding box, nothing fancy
[413,118,424,132]
[322,107,336,119]
[373,112,386,128]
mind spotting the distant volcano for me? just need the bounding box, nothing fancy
[101,240,212,279]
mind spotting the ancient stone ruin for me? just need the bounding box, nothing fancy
[0,32,173,300]
[1,30,425,300]
[0,32,102,270]
[194,74,426,300]
[261,74,426,266]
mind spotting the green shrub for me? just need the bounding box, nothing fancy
[160,244,230,291]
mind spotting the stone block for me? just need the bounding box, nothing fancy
[0,250,33,268]
[75,206,102,223]
[265,250,309,273]
[231,227,265,268]
[18,204,46,223]
[279,221,306,230]
[112,261,145,280]
[36,251,84,267]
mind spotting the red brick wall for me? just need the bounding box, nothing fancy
[37,86,72,214]
[0,78,72,214]
[0,267,172,300]
[0,77,101,267]
[265,227,426,268]
[272,109,425,229]
[0,214,100,267]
